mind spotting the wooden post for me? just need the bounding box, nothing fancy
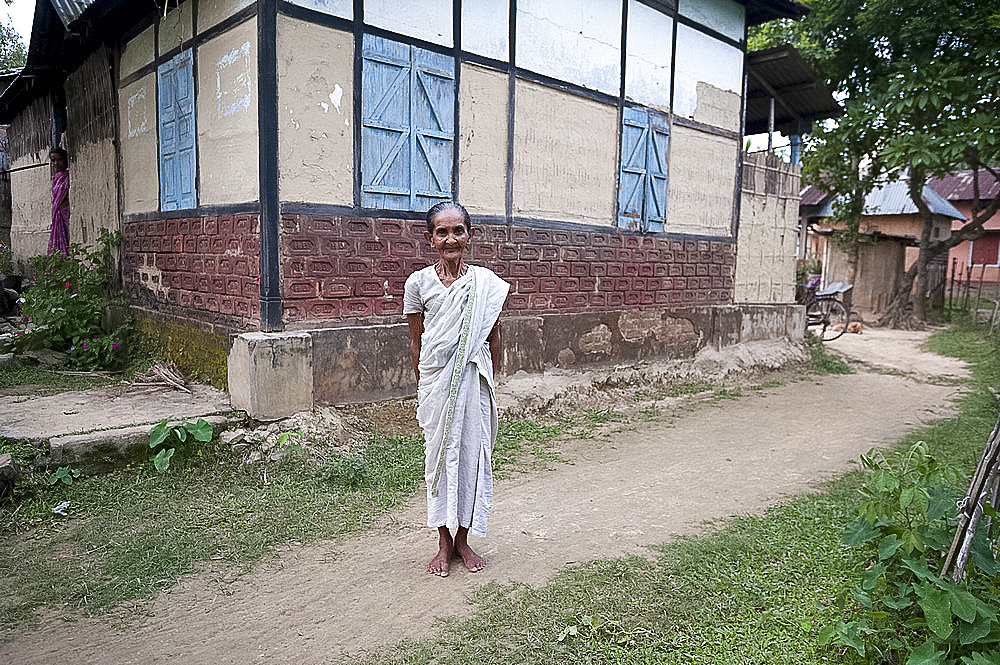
[948,257,957,316]
[975,263,988,323]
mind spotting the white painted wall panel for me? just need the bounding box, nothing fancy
[283,0,352,19]
[462,0,509,61]
[365,0,453,47]
[516,0,622,96]
[624,0,672,110]
[673,24,742,119]
[678,0,744,42]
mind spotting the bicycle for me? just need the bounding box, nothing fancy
[799,276,852,342]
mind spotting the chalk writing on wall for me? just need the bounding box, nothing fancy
[127,87,148,138]
[217,41,252,118]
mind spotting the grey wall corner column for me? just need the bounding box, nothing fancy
[258,0,283,331]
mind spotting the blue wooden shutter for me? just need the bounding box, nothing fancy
[158,49,197,211]
[361,35,454,211]
[644,112,670,232]
[411,46,454,211]
[618,107,649,230]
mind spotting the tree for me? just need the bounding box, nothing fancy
[0,16,25,71]
[754,1,1000,326]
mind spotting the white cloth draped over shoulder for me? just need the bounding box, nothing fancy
[403,265,510,537]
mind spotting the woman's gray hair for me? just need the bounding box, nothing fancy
[425,201,471,233]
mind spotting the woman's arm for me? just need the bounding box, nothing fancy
[487,321,501,377]
[406,312,424,382]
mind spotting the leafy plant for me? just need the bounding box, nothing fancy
[319,453,368,487]
[47,466,80,486]
[148,418,214,473]
[9,229,125,370]
[821,442,1000,664]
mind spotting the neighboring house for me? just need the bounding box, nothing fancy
[800,175,967,318]
[0,0,809,417]
[929,170,1000,287]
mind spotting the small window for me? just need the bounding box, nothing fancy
[970,233,1000,266]
[361,35,455,212]
[157,49,197,210]
[618,106,670,232]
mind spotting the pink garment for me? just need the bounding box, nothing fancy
[48,169,69,257]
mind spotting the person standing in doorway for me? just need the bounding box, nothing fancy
[404,201,510,577]
[47,147,69,257]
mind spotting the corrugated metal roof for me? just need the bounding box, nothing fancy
[928,169,1000,201]
[815,177,966,220]
[745,45,842,136]
[50,0,99,29]
[799,184,828,207]
[745,0,811,27]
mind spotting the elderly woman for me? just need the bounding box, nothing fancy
[403,201,510,577]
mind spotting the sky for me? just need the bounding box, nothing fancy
[1,0,34,47]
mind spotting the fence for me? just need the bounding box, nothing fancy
[948,257,1000,334]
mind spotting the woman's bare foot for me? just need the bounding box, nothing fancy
[428,527,454,577]
[453,526,485,572]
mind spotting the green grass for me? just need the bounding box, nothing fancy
[0,362,116,394]
[806,335,852,375]
[354,319,1000,665]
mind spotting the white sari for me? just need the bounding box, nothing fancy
[409,265,509,537]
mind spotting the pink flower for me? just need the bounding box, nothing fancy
[82,344,88,350]
[65,282,71,287]
[112,343,119,349]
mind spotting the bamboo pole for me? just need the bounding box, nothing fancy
[975,264,988,323]
[948,257,957,315]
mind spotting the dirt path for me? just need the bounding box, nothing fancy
[2,330,968,664]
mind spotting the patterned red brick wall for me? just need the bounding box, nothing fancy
[122,213,261,329]
[280,214,734,324]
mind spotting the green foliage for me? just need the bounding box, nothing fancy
[47,466,80,486]
[10,230,126,370]
[0,18,26,70]
[806,335,852,374]
[319,452,368,487]
[822,443,1000,664]
[148,418,214,473]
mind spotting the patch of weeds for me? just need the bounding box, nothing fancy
[319,452,368,488]
[750,380,783,391]
[712,387,743,401]
[639,406,661,421]
[493,419,568,476]
[663,381,715,397]
[585,408,626,424]
[806,336,852,375]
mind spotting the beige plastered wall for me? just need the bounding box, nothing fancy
[67,142,117,247]
[10,152,52,258]
[197,18,260,205]
[199,0,255,32]
[459,63,507,216]
[121,25,154,79]
[159,1,194,56]
[666,125,737,237]
[733,153,800,303]
[693,82,740,133]
[512,79,617,224]
[277,17,353,205]
[119,73,160,214]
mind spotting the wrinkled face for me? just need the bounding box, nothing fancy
[425,208,474,261]
[50,152,67,172]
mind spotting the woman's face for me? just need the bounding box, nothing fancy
[50,152,67,172]
[426,208,473,261]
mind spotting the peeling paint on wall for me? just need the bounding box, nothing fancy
[578,323,613,355]
[693,81,740,133]
[277,17,354,205]
[127,87,148,138]
[197,19,259,205]
[216,41,253,117]
[673,24,742,121]
[119,73,159,214]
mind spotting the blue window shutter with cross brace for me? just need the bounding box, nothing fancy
[157,49,197,211]
[361,35,454,211]
[617,107,669,232]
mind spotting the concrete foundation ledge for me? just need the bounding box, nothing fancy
[40,415,236,474]
[222,303,805,419]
